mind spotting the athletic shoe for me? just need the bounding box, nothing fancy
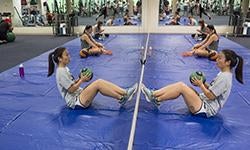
[141,83,160,107]
[119,83,138,105]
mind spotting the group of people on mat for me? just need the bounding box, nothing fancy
[48,24,244,118]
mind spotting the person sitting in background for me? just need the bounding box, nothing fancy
[93,21,106,39]
[168,11,180,25]
[188,16,198,26]
[159,9,167,21]
[123,17,134,25]
[0,19,13,44]
[191,19,207,41]
[106,16,115,26]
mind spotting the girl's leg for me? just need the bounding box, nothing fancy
[79,79,126,107]
[89,47,112,55]
[101,48,113,55]
[194,48,210,57]
[182,47,196,57]
[147,82,202,113]
[89,47,102,55]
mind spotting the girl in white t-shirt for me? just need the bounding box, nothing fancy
[48,47,138,109]
[141,49,244,117]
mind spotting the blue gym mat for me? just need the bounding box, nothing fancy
[0,34,250,149]
[113,17,141,26]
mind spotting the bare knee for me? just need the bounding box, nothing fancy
[177,82,188,92]
[92,79,105,89]
[196,49,209,57]
[177,81,187,87]
[90,48,101,54]
[96,79,105,84]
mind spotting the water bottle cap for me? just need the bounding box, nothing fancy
[19,64,23,67]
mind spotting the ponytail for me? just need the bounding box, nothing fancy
[235,55,243,84]
[47,47,66,77]
[222,49,244,84]
[48,51,55,77]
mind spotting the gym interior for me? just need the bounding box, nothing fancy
[1,0,250,149]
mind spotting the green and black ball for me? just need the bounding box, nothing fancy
[6,32,16,42]
[189,71,206,86]
[79,68,93,81]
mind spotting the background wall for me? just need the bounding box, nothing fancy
[3,0,235,35]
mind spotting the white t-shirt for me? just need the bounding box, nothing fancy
[199,72,232,116]
[56,67,82,108]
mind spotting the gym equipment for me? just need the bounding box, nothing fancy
[6,32,16,42]
[79,68,93,81]
[189,71,206,86]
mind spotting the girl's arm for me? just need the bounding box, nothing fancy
[196,29,202,33]
[199,83,216,100]
[192,78,216,100]
[81,34,98,48]
[68,75,90,93]
[200,35,209,45]
[200,34,217,49]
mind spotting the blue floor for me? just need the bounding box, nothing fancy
[0,34,250,149]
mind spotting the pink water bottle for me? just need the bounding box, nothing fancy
[19,64,25,78]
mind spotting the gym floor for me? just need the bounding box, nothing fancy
[0,35,75,73]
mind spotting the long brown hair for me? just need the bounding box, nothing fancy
[83,25,92,34]
[97,21,103,30]
[47,47,66,77]
[198,19,205,29]
[83,25,93,40]
[207,24,217,36]
[222,49,244,84]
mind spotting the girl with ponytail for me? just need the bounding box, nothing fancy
[141,49,244,117]
[48,47,138,109]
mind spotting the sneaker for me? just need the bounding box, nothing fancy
[119,83,138,105]
[141,84,160,107]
